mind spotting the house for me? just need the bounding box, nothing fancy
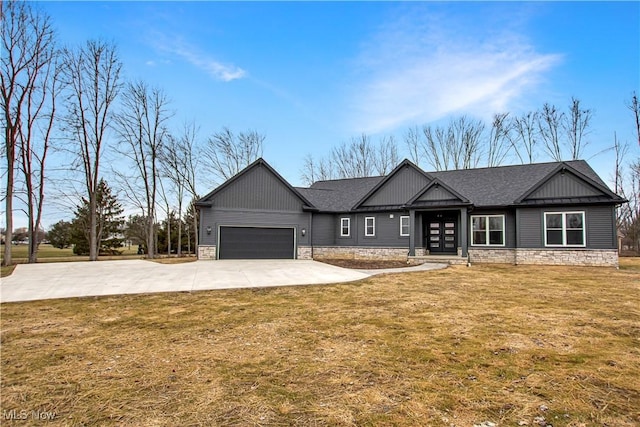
[195,158,625,267]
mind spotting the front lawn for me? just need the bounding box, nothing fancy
[1,259,638,426]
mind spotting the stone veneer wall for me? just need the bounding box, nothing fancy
[297,246,312,260]
[198,245,216,260]
[468,248,516,264]
[313,246,409,261]
[468,248,618,267]
[515,249,618,267]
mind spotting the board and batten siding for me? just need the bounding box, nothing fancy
[361,165,430,207]
[417,185,459,202]
[526,172,602,200]
[208,164,304,211]
[516,205,617,249]
[199,208,312,248]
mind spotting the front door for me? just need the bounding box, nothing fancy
[426,216,457,254]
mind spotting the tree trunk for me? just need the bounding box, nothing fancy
[167,216,171,256]
[89,194,98,261]
[3,161,13,266]
[3,126,14,267]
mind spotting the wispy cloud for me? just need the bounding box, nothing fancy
[349,5,562,133]
[150,33,246,82]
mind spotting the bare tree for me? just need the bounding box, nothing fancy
[300,154,337,185]
[1,1,57,265]
[420,116,484,171]
[451,115,484,169]
[160,122,199,256]
[404,126,422,167]
[61,39,122,261]
[373,135,399,175]
[564,97,592,160]
[509,112,538,164]
[628,91,640,147]
[202,127,264,184]
[422,125,452,171]
[538,103,564,161]
[332,134,376,178]
[486,113,513,167]
[114,81,171,259]
[17,51,61,263]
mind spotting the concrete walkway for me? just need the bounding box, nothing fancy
[0,260,447,303]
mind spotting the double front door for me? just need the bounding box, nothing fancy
[426,215,457,254]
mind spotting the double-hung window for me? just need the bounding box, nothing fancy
[471,215,505,246]
[544,211,585,247]
[365,217,375,237]
[400,215,410,236]
[340,218,350,237]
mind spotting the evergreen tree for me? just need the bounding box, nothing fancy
[70,179,125,255]
[48,220,72,249]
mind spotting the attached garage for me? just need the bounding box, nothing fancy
[218,226,295,259]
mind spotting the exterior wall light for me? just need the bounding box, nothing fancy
[206,226,212,235]
[301,228,306,236]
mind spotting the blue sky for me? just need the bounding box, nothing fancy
[29,1,640,225]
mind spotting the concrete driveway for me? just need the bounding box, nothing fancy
[0,259,447,303]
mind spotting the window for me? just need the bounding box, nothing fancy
[471,215,505,246]
[544,212,585,247]
[365,217,375,237]
[340,218,350,237]
[400,215,410,236]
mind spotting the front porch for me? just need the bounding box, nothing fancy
[408,207,470,260]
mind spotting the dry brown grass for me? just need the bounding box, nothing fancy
[1,259,639,426]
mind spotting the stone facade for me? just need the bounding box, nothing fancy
[297,246,313,260]
[469,248,517,264]
[468,248,618,267]
[313,246,409,261]
[198,245,216,260]
[515,249,618,267]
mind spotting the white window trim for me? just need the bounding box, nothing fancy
[365,216,375,237]
[340,217,350,237]
[544,211,586,247]
[470,214,505,246]
[400,215,410,237]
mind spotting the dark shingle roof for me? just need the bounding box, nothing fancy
[295,176,383,212]
[295,160,619,211]
[430,160,611,207]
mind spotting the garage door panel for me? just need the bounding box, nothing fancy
[219,226,295,259]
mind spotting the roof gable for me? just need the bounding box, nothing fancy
[516,162,623,205]
[355,160,432,209]
[196,158,315,211]
[407,179,470,208]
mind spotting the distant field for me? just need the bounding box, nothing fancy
[1,259,638,426]
[1,244,139,261]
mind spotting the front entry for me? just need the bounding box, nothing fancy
[425,215,458,254]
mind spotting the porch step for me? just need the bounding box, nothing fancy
[409,255,469,266]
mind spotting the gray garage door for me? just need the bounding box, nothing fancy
[218,226,295,259]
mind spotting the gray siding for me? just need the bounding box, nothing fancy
[200,208,312,248]
[362,166,430,206]
[418,185,459,202]
[311,213,335,246]
[469,209,516,248]
[517,205,616,249]
[208,164,304,211]
[352,212,410,247]
[527,172,601,200]
[586,205,617,248]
